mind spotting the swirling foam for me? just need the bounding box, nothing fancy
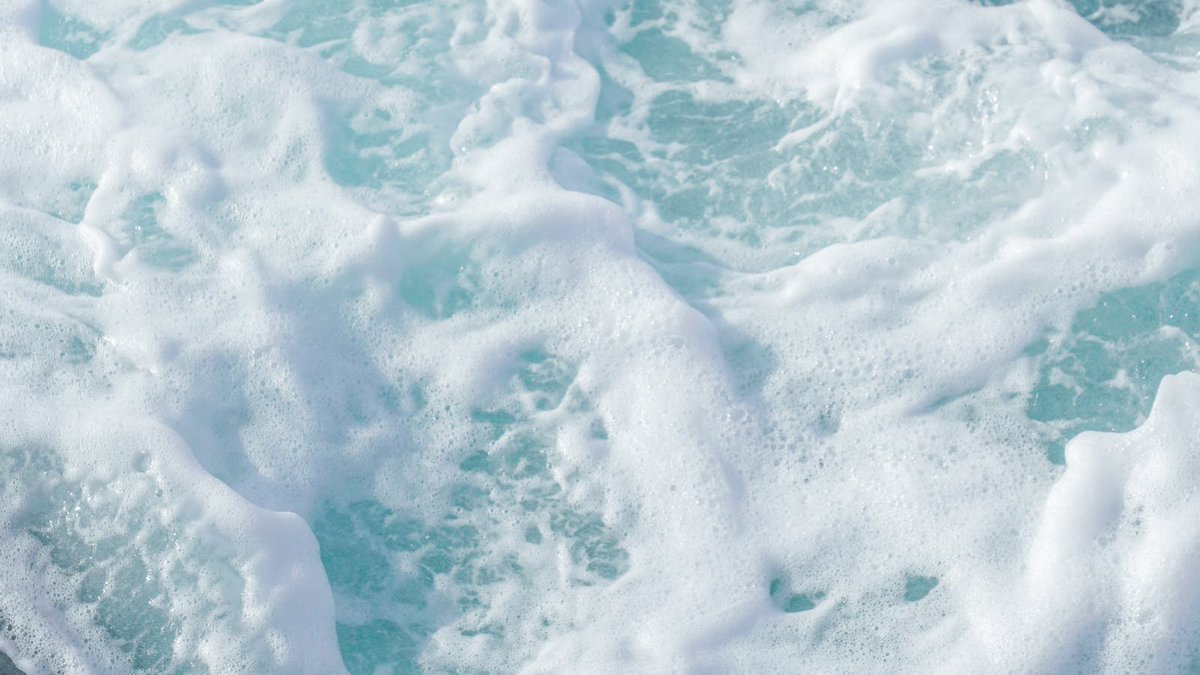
[4,0,1200,672]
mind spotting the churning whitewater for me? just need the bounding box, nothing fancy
[3,0,1200,672]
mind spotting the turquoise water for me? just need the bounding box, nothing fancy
[5,0,1200,672]
[1027,268,1200,463]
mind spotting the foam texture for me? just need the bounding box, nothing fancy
[4,0,1200,672]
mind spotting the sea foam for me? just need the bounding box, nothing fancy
[3,0,1200,672]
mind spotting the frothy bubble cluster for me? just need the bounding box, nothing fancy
[3,0,1200,672]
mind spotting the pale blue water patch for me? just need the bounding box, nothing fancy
[38,1,109,60]
[978,0,1185,38]
[259,0,471,90]
[1026,266,1200,464]
[768,574,826,614]
[565,75,831,265]
[902,575,939,603]
[129,15,200,52]
[620,30,728,82]
[392,240,485,320]
[264,0,360,49]
[117,194,197,271]
[0,444,210,674]
[82,0,469,216]
[321,104,453,212]
[569,12,1051,292]
[257,1,472,214]
[315,350,627,673]
[1069,0,1184,37]
[1135,31,1200,70]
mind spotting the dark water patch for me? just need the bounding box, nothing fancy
[0,650,25,675]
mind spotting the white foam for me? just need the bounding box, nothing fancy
[5,0,1200,672]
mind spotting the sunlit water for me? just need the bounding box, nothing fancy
[4,0,1200,672]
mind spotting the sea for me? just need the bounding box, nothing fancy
[3,0,1200,672]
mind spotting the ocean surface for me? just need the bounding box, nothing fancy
[3,0,1200,672]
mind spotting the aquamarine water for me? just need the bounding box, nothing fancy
[5,0,1200,672]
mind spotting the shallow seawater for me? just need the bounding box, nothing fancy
[5,0,1200,672]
